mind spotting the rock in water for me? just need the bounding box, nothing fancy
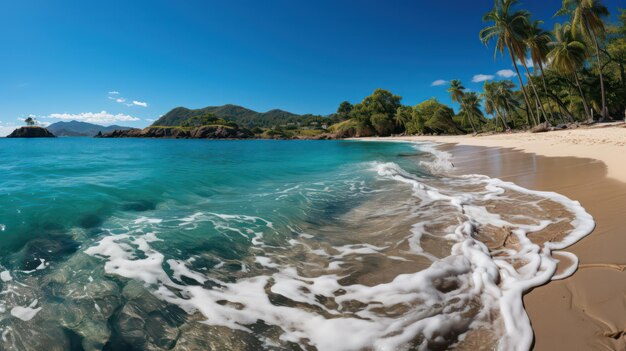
[6,127,56,138]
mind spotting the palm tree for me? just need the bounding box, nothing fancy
[482,81,510,130]
[496,80,522,126]
[461,92,486,131]
[557,0,610,120]
[447,80,477,133]
[524,20,556,123]
[548,22,592,120]
[394,106,412,130]
[480,0,537,127]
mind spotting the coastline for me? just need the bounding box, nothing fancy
[355,122,626,183]
[357,125,626,350]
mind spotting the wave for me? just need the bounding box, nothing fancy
[72,142,595,350]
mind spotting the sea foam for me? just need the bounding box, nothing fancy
[81,142,594,350]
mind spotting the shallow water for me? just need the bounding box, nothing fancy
[0,139,593,350]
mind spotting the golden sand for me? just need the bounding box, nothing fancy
[358,124,626,349]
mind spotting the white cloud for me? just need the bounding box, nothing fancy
[107,96,126,103]
[44,111,140,124]
[431,79,448,87]
[497,69,516,78]
[472,74,495,83]
[516,57,534,68]
[107,91,148,108]
[145,118,155,122]
[0,117,50,134]
[0,126,16,137]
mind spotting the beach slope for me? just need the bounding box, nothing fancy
[359,123,626,350]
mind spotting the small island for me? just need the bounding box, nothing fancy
[6,117,56,138]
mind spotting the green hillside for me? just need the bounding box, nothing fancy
[152,104,327,128]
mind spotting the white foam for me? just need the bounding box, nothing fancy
[10,300,41,322]
[0,271,11,282]
[83,142,594,351]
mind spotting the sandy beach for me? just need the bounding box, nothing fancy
[359,123,626,350]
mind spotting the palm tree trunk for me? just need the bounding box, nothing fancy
[574,72,592,121]
[538,65,557,123]
[587,20,608,120]
[496,109,509,130]
[494,112,499,131]
[548,93,574,122]
[461,102,477,134]
[521,62,549,124]
[508,48,537,127]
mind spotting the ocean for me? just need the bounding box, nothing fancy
[0,138,594,350]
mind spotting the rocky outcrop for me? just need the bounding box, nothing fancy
[99,126,254,139]
[295,133,339,140]
[6,126,56,138]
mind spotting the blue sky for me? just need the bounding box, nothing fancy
[0,0,622,134]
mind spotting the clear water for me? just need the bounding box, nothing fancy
[0,138,593,351]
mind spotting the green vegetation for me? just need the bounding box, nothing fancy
[330,0,626,137]
[151,105,334,138]
[24,117,36,126]
[180,113,239,128]
[148,3,625,139]
[152,104,330,130]
[476,0,625,125]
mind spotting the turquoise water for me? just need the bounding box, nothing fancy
[0,139,417,257]
[0,138,422,350]
[0,138,593,351]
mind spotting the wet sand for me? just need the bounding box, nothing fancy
[437,144,626,350]
[356,126,626,349]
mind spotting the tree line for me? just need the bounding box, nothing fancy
[333,0,626,137]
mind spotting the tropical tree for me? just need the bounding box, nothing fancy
[548,22,592,120]
[482,81,510,130]
[349,89,402,136]
[524,20,555,123]
[480,0,537,126]
[24,117,36,126]
[408,99,463,135]
[336,101,353,120]
[604,9,626,115]
[460,92,486,130]
[557,0,610,120]
[497,80,523,126]
[447,80,476,133]
[394,105,413,130]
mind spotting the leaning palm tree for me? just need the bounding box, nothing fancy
[482,81,510,130]
[496,80,522,127]
[480,0,537,126]
[524,20,555,123]
[461,92,486,131]
[548,22,592,120]
[447,80,477,133]
[557,0,610,120]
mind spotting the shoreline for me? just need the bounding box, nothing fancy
[357,127,626,350]
[355,122,626,183]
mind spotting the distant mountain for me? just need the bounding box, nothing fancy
[47,120,135,137]
[152,104,323,128]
